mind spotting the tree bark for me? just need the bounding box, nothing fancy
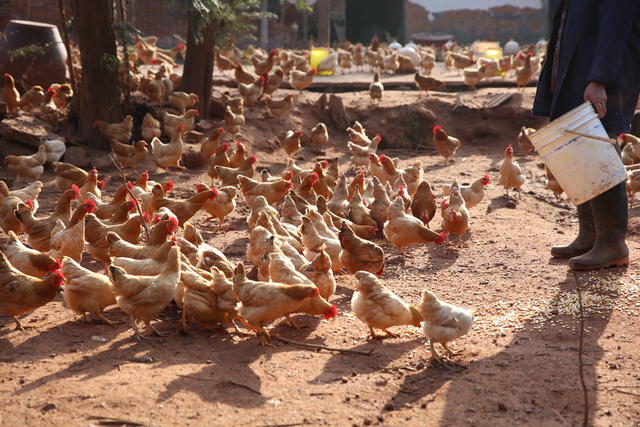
[70,0,122,149]
[181,15,215,118]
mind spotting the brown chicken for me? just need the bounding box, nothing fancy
[338,223,385,275]
[351,271,422,338]
[384,198,445,252]
[310,122,329,145]
[163,109,199,139]
[78,167,105,200]
[234,63,258,85]
[0,180,42,210]
[0,252,64,329]
[263,68,284,95]
[3,144,47,184]
[216,50,237,72]
[47,199,94,262]
[370,177,391,227]
[3,231,61,277]
[141,113,162,142]
[232,263,334,346]
[206,143,231,182]
[545,166,563,199]
[442,174,491,209]
[440,182,470,243]
[53,161,89,191]
[253,49,278,75]
[0,196,28,234]
[414,73,444,96]
[194,184,237,228]
[108,246,181,338]
[515,53,534,89]
[411,181,437,225]
[214,155,257,187]
[200,127,225,161]
[239,75,266,108]
[169,91,199,113]
[517,126,536,154]
[2,73,20,114]
[349,191,378,229]
[369,72,384,105]
[498,144,526,196]
[433,125,461,164]
[228,141,247,168]
[61,257,117,324]
[94,115,133,143]
[151,125,185,170]
[152,186,217,226]
[290,68,317,92]
[19,85,44,112]
[238,175,293,207]
[265,94,294,118]
[85,213,142,267]
[111,140,149,168]
[282,130,303,157]
[224,105,245,136]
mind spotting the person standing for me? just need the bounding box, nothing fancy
[533,0,640,270]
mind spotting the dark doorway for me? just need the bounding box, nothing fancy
[346,0,404,44]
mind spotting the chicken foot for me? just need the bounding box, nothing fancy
[442,342,462,357]
[146,320,168,337]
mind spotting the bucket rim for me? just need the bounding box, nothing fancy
[529,102,598,150]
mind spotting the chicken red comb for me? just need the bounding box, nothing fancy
[164,180,174,191]
[310,172,319,183]
[249,154,257,162]
[236,141,243,147]
[283,170,293,180]
[375,133,381,139]
[296,130,304,135]
[195,183,207,192]
[52,258,62,271]
[321,159,329,168]
[285,181,294,190]
[177,43,185,49]
[482,174,491,184]
[209,188,219,199]
[127,199,137,211]
[368,152,376,159]
[47,87,55,93]
[379,154,387,161]
[127,181,134,190]
[433,125,443,135]
[193,109,200,116]
[441,199,448,210]
[24,199,34,209]
[143,212,151,223]
[323,305,338,319]
[52,270,65,286]
[222,143,230,151]
[84,198,96,213]
[142,170,150,181]
[72,184,80,194]
[177,124,185,132]
[151,59,158,64]
[217,127,225,133]
[527,52,534,57]
[618,133,626,139]
[168,216,179,231]
[98,180,106,190]
[435,232,446,245]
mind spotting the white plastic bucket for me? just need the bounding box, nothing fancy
[528,102,627,206]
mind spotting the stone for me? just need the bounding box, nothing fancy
[0,116,60,148]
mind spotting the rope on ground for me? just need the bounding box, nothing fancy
[572,271,590,427]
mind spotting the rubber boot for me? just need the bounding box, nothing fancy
[569,182,629,270]
[550,202,595,258]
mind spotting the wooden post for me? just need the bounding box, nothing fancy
[317,0,330,45]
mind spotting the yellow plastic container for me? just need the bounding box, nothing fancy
[310,47,333,76]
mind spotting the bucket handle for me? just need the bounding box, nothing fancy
[563,129,617,145]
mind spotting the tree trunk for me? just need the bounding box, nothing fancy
[181,16,215,118]
[70,0,122,149]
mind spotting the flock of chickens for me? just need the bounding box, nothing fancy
[3,35,631,363]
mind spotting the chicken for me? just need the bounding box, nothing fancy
[3,144,46,184]
[621,141,637,165]
[49,83,73,110]
[498,144,526,197]
[449,52,475,71]
[94,115,133,143]
[545,166,563,199]
[348,134,380,168]
[232,263,333,346]
[627,169,640,205]
[214,154,257,187]
[414,73,444,96]
[282,130,303,157]
[419,289,473,360]
[369,72,384,105]
[238,175,293,208]
[234,64,258,85]
[327,176,349,218]
[78,167,105,200]
[351,271,422,338]
[85,214,142,267]
[43,139,66,163]
[263,68,284,95]
[181,222,233,275]
[216,50,237,72]
[442,174,491,209]
[3,231,61,277]
[382,51,399,74]
[61,257,117,324]
[141,113,162,142]
[411,181,437,225]
[248,196,280,229]
[0,196,28,234]
[201,127,225,161]
[111,140,149,168]
[440,182,470,243]
[19,85,45,112]
[268,251,314,286]
[108,246,181,338]
[420,53,436,75]
[384,198,445,252]
[310,122,329,146]
[317,51,339,74]
[239,75,266,108]
[265,94,294,118]
[195,184,237,228]
[0,180,42,212]
[349,191,378,229]
[151,124,185,169]
[433,125,461,164]
[169,91,199,113]
[111,238,176,276]
[290,68,317,92]
[163,108,199,139]
[223,105,245,136]
[47,199,94,262]
[339,223,385,275]
[2,73,20,114]
[153,186,218,226]
[462,66,484,89]
[0,252,64,330]
[228,141,247,169]
[53,161,88,191]
[370,177,391,227]
[515,53,534,88]
[339,50,353,73]
[206,143,231,181]
[518,126,536,155]
[368,153,385,183]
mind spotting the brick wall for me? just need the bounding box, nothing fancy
[0,0,187,47]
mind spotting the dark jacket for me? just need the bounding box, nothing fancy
[533,0,640,128]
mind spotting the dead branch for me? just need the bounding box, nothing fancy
[109,155,151,240]
[272,336,374,356]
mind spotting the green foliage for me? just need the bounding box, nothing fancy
[7,42,51,59]
[100,53,121,72]
[211,0,276,46]
[166,0,221,42]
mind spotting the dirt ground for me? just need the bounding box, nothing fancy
[1,87,639,427]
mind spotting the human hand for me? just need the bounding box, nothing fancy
[584,82,607,118]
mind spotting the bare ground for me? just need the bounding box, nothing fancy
[0,88,639,427]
